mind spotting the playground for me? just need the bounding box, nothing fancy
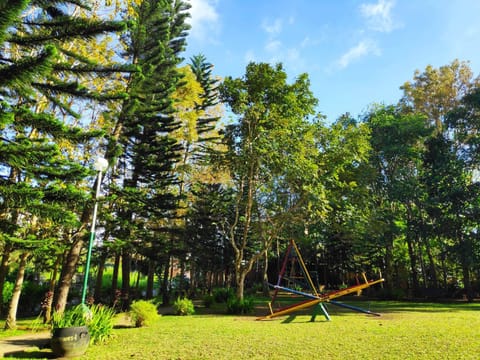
[1,300,479,359]
[2,241,479,359]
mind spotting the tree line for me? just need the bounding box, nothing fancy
[1,0,479,329]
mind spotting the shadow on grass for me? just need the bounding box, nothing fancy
[4,350,56,359]
[246,294,480,319]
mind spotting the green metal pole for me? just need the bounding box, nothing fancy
[81,170,102,304]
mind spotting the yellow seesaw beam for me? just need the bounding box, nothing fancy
[259,298,322,320]
[320,278,385,301]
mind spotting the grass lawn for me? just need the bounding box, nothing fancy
[85,300,480,360]
[2,299,480,359]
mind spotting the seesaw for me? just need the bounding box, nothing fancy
[258,239,384,321]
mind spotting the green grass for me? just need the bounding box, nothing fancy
[85,300,480,360]
[0,316,49,338]
[2,300,480,359]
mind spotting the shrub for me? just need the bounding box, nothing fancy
[87,304,116,344]
[2,281,14,308]
[203,294,215,308]
[129,300,159,327]
[226,296,254,315]
[246,282,263,295]
[375,288,406,300]
[51,304,116,344]
[213,287,234,303]
[51,305,87,328]
[173,297,195,316]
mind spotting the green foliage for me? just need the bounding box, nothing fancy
[375,288,407,300]
[86,304,116,344]
[202,294,215,308]
[78,301,480,360]
[129,300,159,327]
[50,304,116,344]
[173,297,195,316]
[19,281,49,315]
[2,281,14,307]
[213,288,234,303]
[51,305,88,328]
[226,296,254,315]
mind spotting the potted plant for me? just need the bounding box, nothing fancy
[50,305,91,358]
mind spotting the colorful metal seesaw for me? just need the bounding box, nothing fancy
[257,239,384,321]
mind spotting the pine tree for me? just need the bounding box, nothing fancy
[105,0,191,307]
[0,0,129,318]
[190,54,221,143]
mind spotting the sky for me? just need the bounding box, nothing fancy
[183,0,480,122]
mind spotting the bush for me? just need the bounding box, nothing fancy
[203,294,215,308]
[19,281,49,315]
[375,287,406,300]
[226,296,254,315]
[173,297,195,316]
[51,304,116,344]
[51,305,87,328]
[129,300,159,327]
[213,287,234,303]
[87,304,116,344]
[2,281,14,308]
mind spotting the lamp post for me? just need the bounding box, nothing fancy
[81,156,108,305]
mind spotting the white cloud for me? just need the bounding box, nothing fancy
[244,50,256,63]
[360,0,397,32]
[286,48,300,63]
[265,40,282,52]
[262,18,283,35]
[337,39,380,69]
[187,0,220,41]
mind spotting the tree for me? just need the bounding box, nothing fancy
[400,59,480,132]
[106,0,191,307]
[362,105,432,294]
[219,62,323,300]
[308,114,372,286]
[0,0,129,315]
[431,86,480,300]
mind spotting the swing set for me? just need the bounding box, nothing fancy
[258,239,384,321]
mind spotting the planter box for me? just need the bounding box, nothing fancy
[51,325,90,358]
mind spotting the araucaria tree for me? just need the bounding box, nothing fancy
[219,62,323,300]
[1,0,127,321]
[107,0,191,306]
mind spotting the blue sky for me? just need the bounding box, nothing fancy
[184,0,480,122]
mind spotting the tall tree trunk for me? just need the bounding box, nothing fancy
[460,235,473,302]
[235,268,246,301]
[4,252,29,330]
[424,238,438,288]
[0,243,13,316]
[418,244,427,287]
[262,250,270,296]
[43,254,61,324]
[134,268,141,299]
[161,257,170,305]
[384,233,394,293]
[55,237,84,313]
[406,234,420,297]
[462,262,473,302]
[111,252,120,299]
[146,260,155,299]
[121,249,131,310]
[55,175,98,313]
[94,250,108,302]
[179,259,186,296]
